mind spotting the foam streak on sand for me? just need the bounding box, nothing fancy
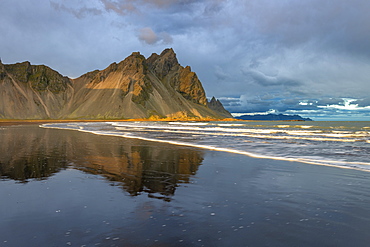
[41,121,370,171]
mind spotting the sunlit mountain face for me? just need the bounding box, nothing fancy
[0,49,230,120]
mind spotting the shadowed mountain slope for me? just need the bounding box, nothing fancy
[0,60,73,119]
[208,96,233,118]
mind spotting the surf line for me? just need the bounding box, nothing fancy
[40,123,370,173]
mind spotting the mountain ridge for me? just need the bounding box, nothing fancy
[0,49,232,120]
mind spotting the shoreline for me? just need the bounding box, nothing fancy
[0,118,238,126]
[4,121,368,173]
[0,117,318,126]
[40,122,370,173]
[2,124,370,246]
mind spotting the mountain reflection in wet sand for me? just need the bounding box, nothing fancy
[2,124,370,247]
[0,125,203,201]
[76,139,202,201]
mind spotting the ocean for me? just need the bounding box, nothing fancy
[2,122,370,246]
[42,121,370,171]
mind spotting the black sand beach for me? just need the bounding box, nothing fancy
[1,124,370,246]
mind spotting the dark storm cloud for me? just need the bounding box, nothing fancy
[353,98,370,108]
[242,68,303,87]
[242,0,370,57]
[316,98,346,106]
[50,2,103,19]
[99,0,203,15]
[2,0,370,119]
[214,66,229,81]
[217,97,242,107]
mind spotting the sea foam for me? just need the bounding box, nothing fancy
[41,121,370,172]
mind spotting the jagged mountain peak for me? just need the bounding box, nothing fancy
[210,96,217,103]
[159,48,176,59]
[148,48,179,80]
[0,49,232,120]
[208,96,232,118]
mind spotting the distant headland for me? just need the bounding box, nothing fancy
[235,113,313,121]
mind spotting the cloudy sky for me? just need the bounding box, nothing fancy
[1,0,370,120]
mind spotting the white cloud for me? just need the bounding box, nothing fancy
[318,99,370,111]
[138,27,158,45]
[138,27,173,45]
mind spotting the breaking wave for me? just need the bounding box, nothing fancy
[41,121,370,171]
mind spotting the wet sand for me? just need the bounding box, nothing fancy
[1,124,370,246]
[0,117,237,126]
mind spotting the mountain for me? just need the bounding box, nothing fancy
[235,113,312,121]
[208,96,232,118]
[0,60,73,119]
[0,49,232,120]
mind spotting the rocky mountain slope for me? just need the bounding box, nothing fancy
[208,96,232,118]
[0,49,232,120]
